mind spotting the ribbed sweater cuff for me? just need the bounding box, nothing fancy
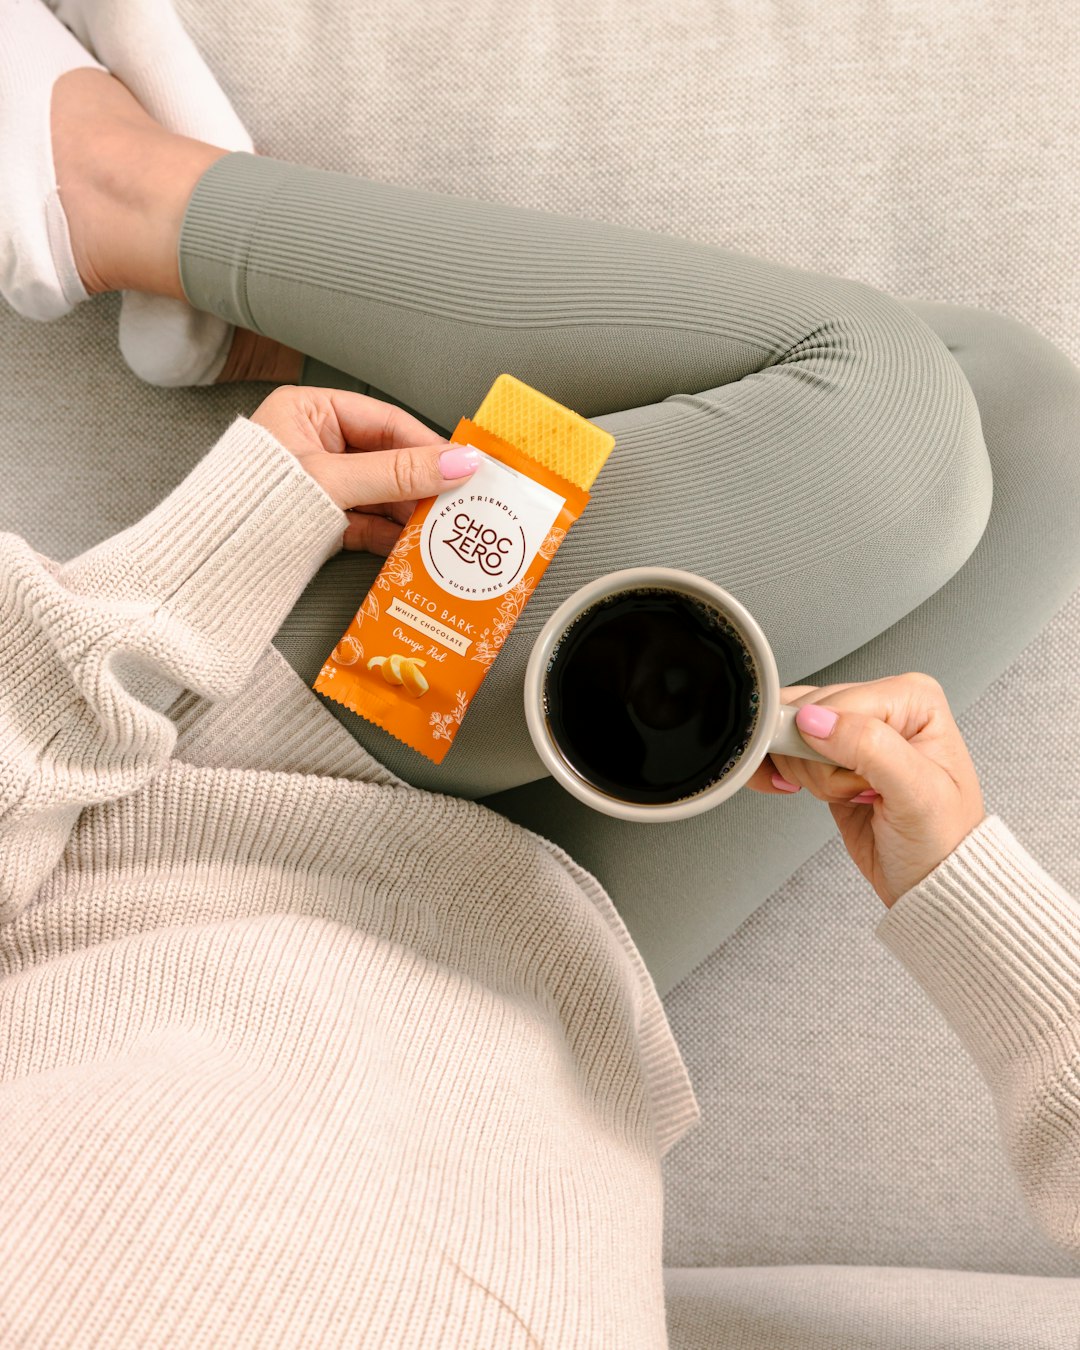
[59,416,347,656]
[876,813,1080,1080]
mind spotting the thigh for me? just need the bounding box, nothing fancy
[185,158,989,795]
[484,302,1080,997]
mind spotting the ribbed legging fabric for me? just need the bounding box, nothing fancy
[179,151,1080,994]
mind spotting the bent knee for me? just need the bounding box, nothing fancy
[833,278,986,439]
[794,279,991,561]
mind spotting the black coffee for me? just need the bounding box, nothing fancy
[544,587,760,805]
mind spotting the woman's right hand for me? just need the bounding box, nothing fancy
[747,672,987,909]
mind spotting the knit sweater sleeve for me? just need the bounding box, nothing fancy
[877,812,1080,1251]
[0,415,347,923]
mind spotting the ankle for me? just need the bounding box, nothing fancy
[215,330,305,384]
[52,67,226,301]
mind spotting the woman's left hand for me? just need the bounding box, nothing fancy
[250,385,480,555]
[743,676,987,908]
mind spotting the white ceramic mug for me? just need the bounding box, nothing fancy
[523,566,842,822]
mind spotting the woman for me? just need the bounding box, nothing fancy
[8,0,1077,998]
[1,0,1078,1343]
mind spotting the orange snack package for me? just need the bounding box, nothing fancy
[313,374,616,764]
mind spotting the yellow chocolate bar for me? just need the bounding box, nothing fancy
[315,372,616,766]
[472,374,615,491]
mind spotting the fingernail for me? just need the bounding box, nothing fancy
[771,772,801,793]
[797,704,838,738]
[850,789,880,803]
[440,447,481,479]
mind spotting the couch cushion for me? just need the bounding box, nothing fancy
[666,1265,1080,1349]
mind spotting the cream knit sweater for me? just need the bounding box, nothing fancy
[1,417,1077,1347]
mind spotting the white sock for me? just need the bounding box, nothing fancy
[0,0,105,322]
[47,0,255,385]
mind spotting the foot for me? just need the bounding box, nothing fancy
[0,0,104,321]
[50,67,302,386]
[46,0,262,386]
[50,67,299,386]
[45,0,252,153]
[51,65,223,302]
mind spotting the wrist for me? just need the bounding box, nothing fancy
[295,455,346,513]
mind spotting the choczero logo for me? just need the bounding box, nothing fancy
[443,513,513,576]
[419,450,568,601]
[424,495,527,597]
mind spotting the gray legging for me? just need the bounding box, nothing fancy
[179,151,1080,997]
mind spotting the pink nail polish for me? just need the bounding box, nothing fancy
[796,704,838,738]
[850,789,880,803]
[771,773,801,793]
[439,447,481,479]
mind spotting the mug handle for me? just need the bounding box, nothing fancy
[769,704,843,767]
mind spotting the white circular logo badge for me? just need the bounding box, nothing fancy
[420,449,567,601]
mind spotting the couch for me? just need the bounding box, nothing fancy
[3,1,1078,1343]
